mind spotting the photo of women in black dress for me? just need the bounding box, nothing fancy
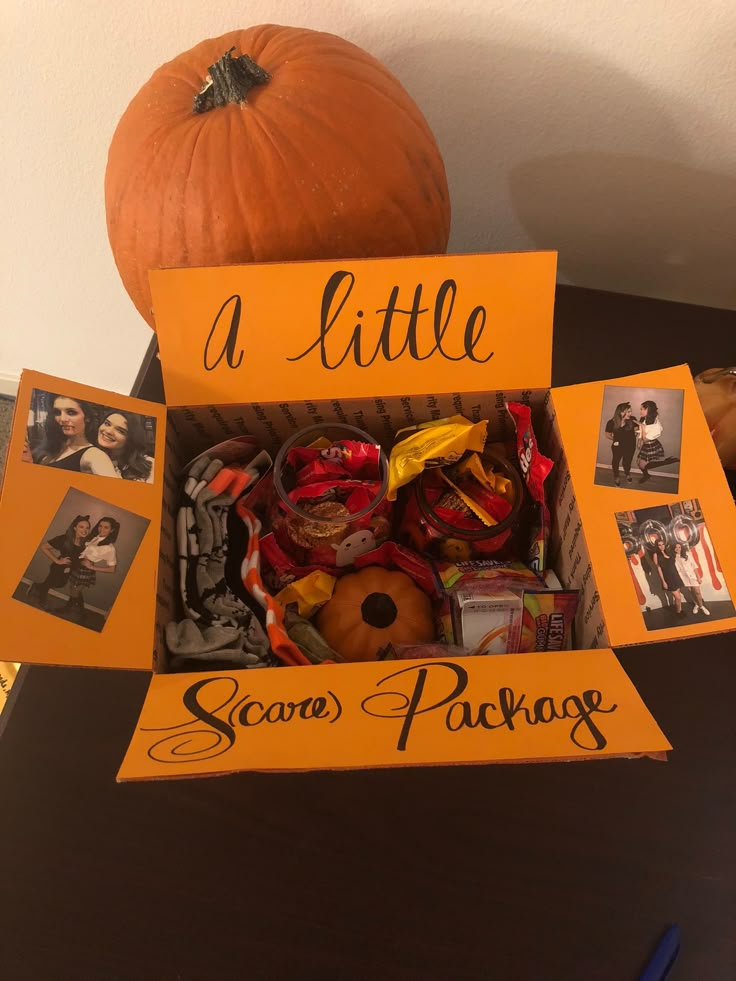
[26,514,91,610]
[28,395,118,476]
[604,402,639,485]
[651,539,685,616]
[23,390,156,484]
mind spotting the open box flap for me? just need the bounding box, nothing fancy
[150,251,557,407]
[117,648,670,780]
[552,364,736,647]
[0,371,166,669]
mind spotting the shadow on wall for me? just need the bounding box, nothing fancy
[369,13,735,310]
[510,155,736,311]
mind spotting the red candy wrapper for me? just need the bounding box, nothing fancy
[288,440,381,482]
[296,458,353,484]
[399,482,515,563]
[270,484,392,573]
[288,479,383,508]
[330,440,382,479]
[260,532,336,592]
[354,540,442,598]
[506,402,553,572]
[449,473,513,525]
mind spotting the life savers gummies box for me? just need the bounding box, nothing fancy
[2,251,734,780]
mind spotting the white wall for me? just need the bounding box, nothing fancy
[3,1,735,397]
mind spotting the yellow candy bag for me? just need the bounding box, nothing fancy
[276,570,336,619]
[388,416,488,501]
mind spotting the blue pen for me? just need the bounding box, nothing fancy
[639,924,681,981]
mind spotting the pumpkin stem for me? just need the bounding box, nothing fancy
[361,593,398,630]
[193,47,271,113]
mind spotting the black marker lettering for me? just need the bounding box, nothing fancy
[361,661,468,751]
[203,294,244,371]
[288,272,493,369]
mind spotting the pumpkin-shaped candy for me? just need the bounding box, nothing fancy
[105,25,451,327]
[316,567,434,662]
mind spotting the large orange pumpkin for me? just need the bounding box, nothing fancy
[316,566,435,662]
[105,25,451,327]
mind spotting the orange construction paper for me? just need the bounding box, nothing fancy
[118,649,670,780]
[552,365,736,646]
[149,252,557,407]
[0,370,165,669]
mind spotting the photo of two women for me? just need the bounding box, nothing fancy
[22,389,156,483]
[594,385,683,494]
[13,487,150,633]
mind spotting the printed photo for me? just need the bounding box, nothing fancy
[616,498,734,631]
[594,385,683,494]
[22,389,156,483]
[13,488,150,633]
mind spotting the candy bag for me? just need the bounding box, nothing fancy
[288,439,381,482]
[276,571,337,619]
[518,589,579,652]
[506,402,553,572]
[388,415,487,500]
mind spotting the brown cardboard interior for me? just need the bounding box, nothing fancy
[153,414,187,674]
[544,392,608,650]
[153,387,606,674]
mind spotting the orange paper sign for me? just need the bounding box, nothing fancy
[149,251,557,407]
[0,371,166,669]
[118,649,670,780]
[553,365,736,646]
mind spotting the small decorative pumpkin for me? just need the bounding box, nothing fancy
[316,567,434,662]
[105,26,451,327]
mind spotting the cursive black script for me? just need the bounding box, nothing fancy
[203,294,244,371]
[142,676,342,764]
[360,662,618,752]
[287,270,493,369]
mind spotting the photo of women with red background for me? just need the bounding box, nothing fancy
[616,498,734,631]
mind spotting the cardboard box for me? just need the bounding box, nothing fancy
[3,251,734,780]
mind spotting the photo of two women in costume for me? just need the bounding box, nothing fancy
[595,386,683,493]
[14,488,150,633]
[23,389,156,483]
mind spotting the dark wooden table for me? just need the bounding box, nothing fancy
[2,286,734,980]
